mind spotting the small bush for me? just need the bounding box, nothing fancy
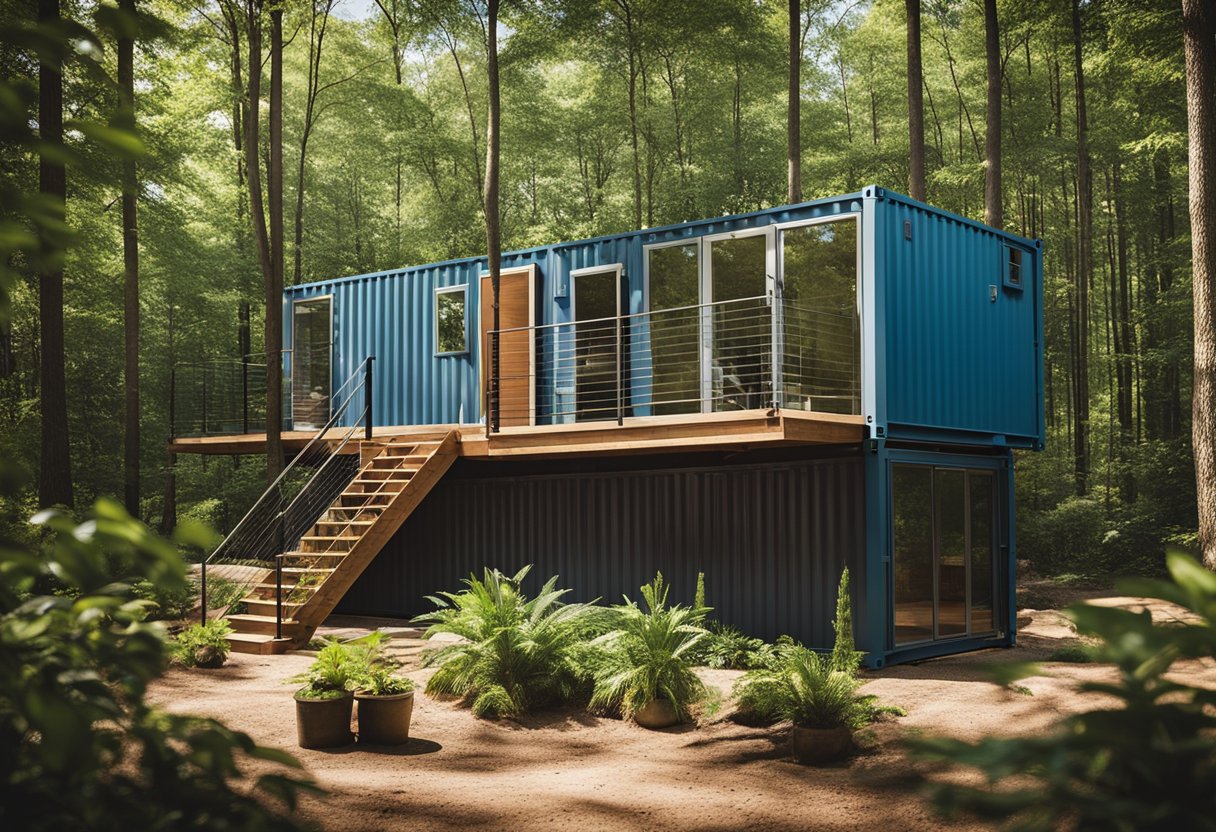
[1046,643,1100,664]
[415,566,607,718]
[347,632,414,695]
[290,639,359,698]
[697,623,776,670]
[174,619,233,668]
[587,573,709,723]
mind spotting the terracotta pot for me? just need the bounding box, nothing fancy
[790,725,853,765]
[634,698,680,730]
[355,690,414,746]
[294,691,354,749]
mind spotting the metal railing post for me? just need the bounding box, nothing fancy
[199,560,207,625]
[241,357,249,434]
[770,294,782,412]
[275,554,283,640]
[201,365,209,435]
[489,332,500,433]
[616,316,624,425]
[364,356,375,441]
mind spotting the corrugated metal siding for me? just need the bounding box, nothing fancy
[336,453,866,647]
[874,192,1044,446]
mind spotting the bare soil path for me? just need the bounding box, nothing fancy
[147,600,1216,832]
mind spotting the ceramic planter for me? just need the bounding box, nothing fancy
[294,691,354,749]
[355,690,414,745]
[790,725,852,765]
[634,698,680,730]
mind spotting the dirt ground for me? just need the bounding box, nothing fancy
[148,596,1216,832]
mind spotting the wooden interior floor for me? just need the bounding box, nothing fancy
[168,409,866,459]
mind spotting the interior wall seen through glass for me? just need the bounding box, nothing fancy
[292,298,332,430]
[780,219,860,414]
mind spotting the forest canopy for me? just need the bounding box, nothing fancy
[0,0,1204,578]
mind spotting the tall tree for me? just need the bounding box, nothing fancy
[982,0,1001,228]
[1071,0,1092,496]
[38,0,72,508]
[787,0,801,204]
[292,0,337,285]
[485,0,501,426]
[1183,0,1216,569]
[905,0,926,201]
[267,5,284,479]
[119,0,140,517]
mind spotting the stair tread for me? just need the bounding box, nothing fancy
[227,613,301,624]
[281,566,336,573]
[251,582,319,592]
[226,632,277,643]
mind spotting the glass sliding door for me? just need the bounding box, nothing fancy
[779,217,860,414]
[707,232,771,411]
[892,462,1002,646]
[291,297,332,430]
[572,267,620,422]
[645,242,700,414]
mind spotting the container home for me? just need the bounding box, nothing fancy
[174,186,1043,667]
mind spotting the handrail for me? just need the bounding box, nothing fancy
[199,355,375,632]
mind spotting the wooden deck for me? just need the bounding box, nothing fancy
[167,409,866,459]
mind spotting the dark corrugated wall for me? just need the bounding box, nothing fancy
[336,450,866,648]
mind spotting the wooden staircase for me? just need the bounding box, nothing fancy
[224,431,459,655]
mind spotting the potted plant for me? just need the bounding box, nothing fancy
[733,569,894,764]
[348,633,416,745]
[172,619,233,669]
[289,640,357,749]
[588,573,709,729]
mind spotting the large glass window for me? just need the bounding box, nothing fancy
[892,463,1001,645]
[291,297,331,430]
[572,268,619,421]
[708,234,769,411]
[435,286,467,354]
[646,243,700,414]
[780,218,859,414]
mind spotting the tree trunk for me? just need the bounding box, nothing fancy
[1112,159,1135,501]
[293,0,334,286]
[983,0,1002,228]
[787,0,801,204]
[266,7,284,481]
[485,0,501,428]
[1183,0,1216,569]
[905,0,926,201]
[119,0,140,517]
[38,0,72,509]
[1071,0,1092,496]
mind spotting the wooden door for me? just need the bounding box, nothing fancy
[480,266,535,427]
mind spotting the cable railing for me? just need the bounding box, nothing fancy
[172,350,294,437]
[485,295,859,430]
[199,356,375,639]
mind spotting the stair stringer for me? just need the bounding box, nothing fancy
[288,430,460,645]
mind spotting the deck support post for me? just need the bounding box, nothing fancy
[242,357,249,435]
[199,560,207,625]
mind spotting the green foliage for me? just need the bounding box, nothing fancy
[734,570,893,731]
[345,631,414,696]
[830,567,862,674]
[911,551,1216,831]
[587,572,709,723]
[733,644,866,730]
[0,497,315,831]
[1045,643,1100,663]
[414,566,606,718]
[289,638,358,697]
[695,622,777,670]
[173,619,233,668]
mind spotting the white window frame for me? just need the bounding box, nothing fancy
[434,284,469,356]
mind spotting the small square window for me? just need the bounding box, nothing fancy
[1003,244,1026,291]
[435,286,467,354]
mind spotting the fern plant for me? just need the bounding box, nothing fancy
[734,643,865,728]
[413,566,606,718]
[587,573,709,723]
[172,619,232,668]
[289,639,358,700]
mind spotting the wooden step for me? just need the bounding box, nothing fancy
[226,632,293,655]
[323,506,383,521]
[370,456,415,469]
[347,478,408,491]
[313,519,375,535]
[279,551,349,563]
[336,492,394,505]
[299,535,359,553]
[249,581,320,598]
[239,598,303,617]
[360,467,415,479]
[226,613,304,637]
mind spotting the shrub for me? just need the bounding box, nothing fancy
[911,551,1216,830]
[414,566,606,718]
[174,619,233,668]
[1,497,315,831]
[696,623,777,670]
[1018,497,1106,576]
[587,573,709,723]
